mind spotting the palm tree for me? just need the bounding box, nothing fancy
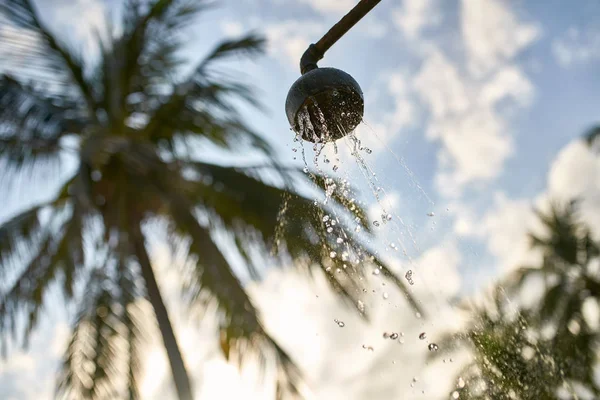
[439,293,560,400]
[512,201,600,335]
[0,1,418,399]
[439,201,600,399]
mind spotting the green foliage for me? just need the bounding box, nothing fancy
[442,200,600,399]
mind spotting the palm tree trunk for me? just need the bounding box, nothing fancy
[132,225,194,400]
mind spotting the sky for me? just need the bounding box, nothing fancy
[1,0,600,399]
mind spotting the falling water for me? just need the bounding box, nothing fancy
[276,100,443,323]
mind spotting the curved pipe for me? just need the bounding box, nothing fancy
[300,0,382,74]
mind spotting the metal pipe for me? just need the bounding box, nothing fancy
[300,0,382,74]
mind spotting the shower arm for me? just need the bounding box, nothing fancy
[299,0,382,75]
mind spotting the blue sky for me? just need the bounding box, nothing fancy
[1,0,600,399]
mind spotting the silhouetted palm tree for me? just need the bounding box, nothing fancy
[0,1,418,399]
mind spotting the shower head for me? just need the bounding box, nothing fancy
[285,66,364,143]
[284,0,380,143]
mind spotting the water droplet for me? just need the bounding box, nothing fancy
[365,148,372,154]
[357,300,365,313]
[457,377,465,388]
[323,215,330,222]
[427,212,435,217]
[412,377,418,383]
[372,269,380,276]
[334,319,345,327]
[419,332,427,340]
[329,251,337,258]
[382,292,389,300]
[333,165,338,171]
[383,332,390,339]
[390,332,399,340]
[405,270,414,285]
[355,225,361,232]
[324,158,330,164]
[428,343,439,351]
[303,167,309,173]
[91,170,102,181]
[327,227,333,233]
[415,312,422,319]
[336,237,344,244]
[373,220,380,227]
[341,251,349,261]
[362,344,374,352]
[452,391,460,399]
[292,148,297,152]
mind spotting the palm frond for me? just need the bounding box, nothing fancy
[119,0,210,97]
[0,199,85,350]
[584,125,600,150]
[117,248,145,400]
[197,34,266,71]
[56,259,147,400]
[0,75,87,183]
[57,278,121,400]
[140,29,268,154]
[181,161,420,314]
[0,176,74,277]
[0,204,44,276]
[0,0,95,109]
[156,187,304,397]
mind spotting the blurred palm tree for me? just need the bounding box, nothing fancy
[0,1,418,399]
[440,200,600,399]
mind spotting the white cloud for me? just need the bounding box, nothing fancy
[297,0,359,14]
[368,191,401,222]
[264,21,325,68]
[392,0,441,40]
[454,139,600,275]
[431,107,513,197]
[413,51,470,120]
[552,27,600,67]
[356,16,389,39]
[413,50,525,197]
[461,0,541,77]
[250,241,467,400]
[412,240,462,298]
[377,0,540,198]
[349,71,417,155]
[480,193,543,273]
[41,0,107,54]
[220,20,244,37]
[546,140,600,234]
[479,66,535,108]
